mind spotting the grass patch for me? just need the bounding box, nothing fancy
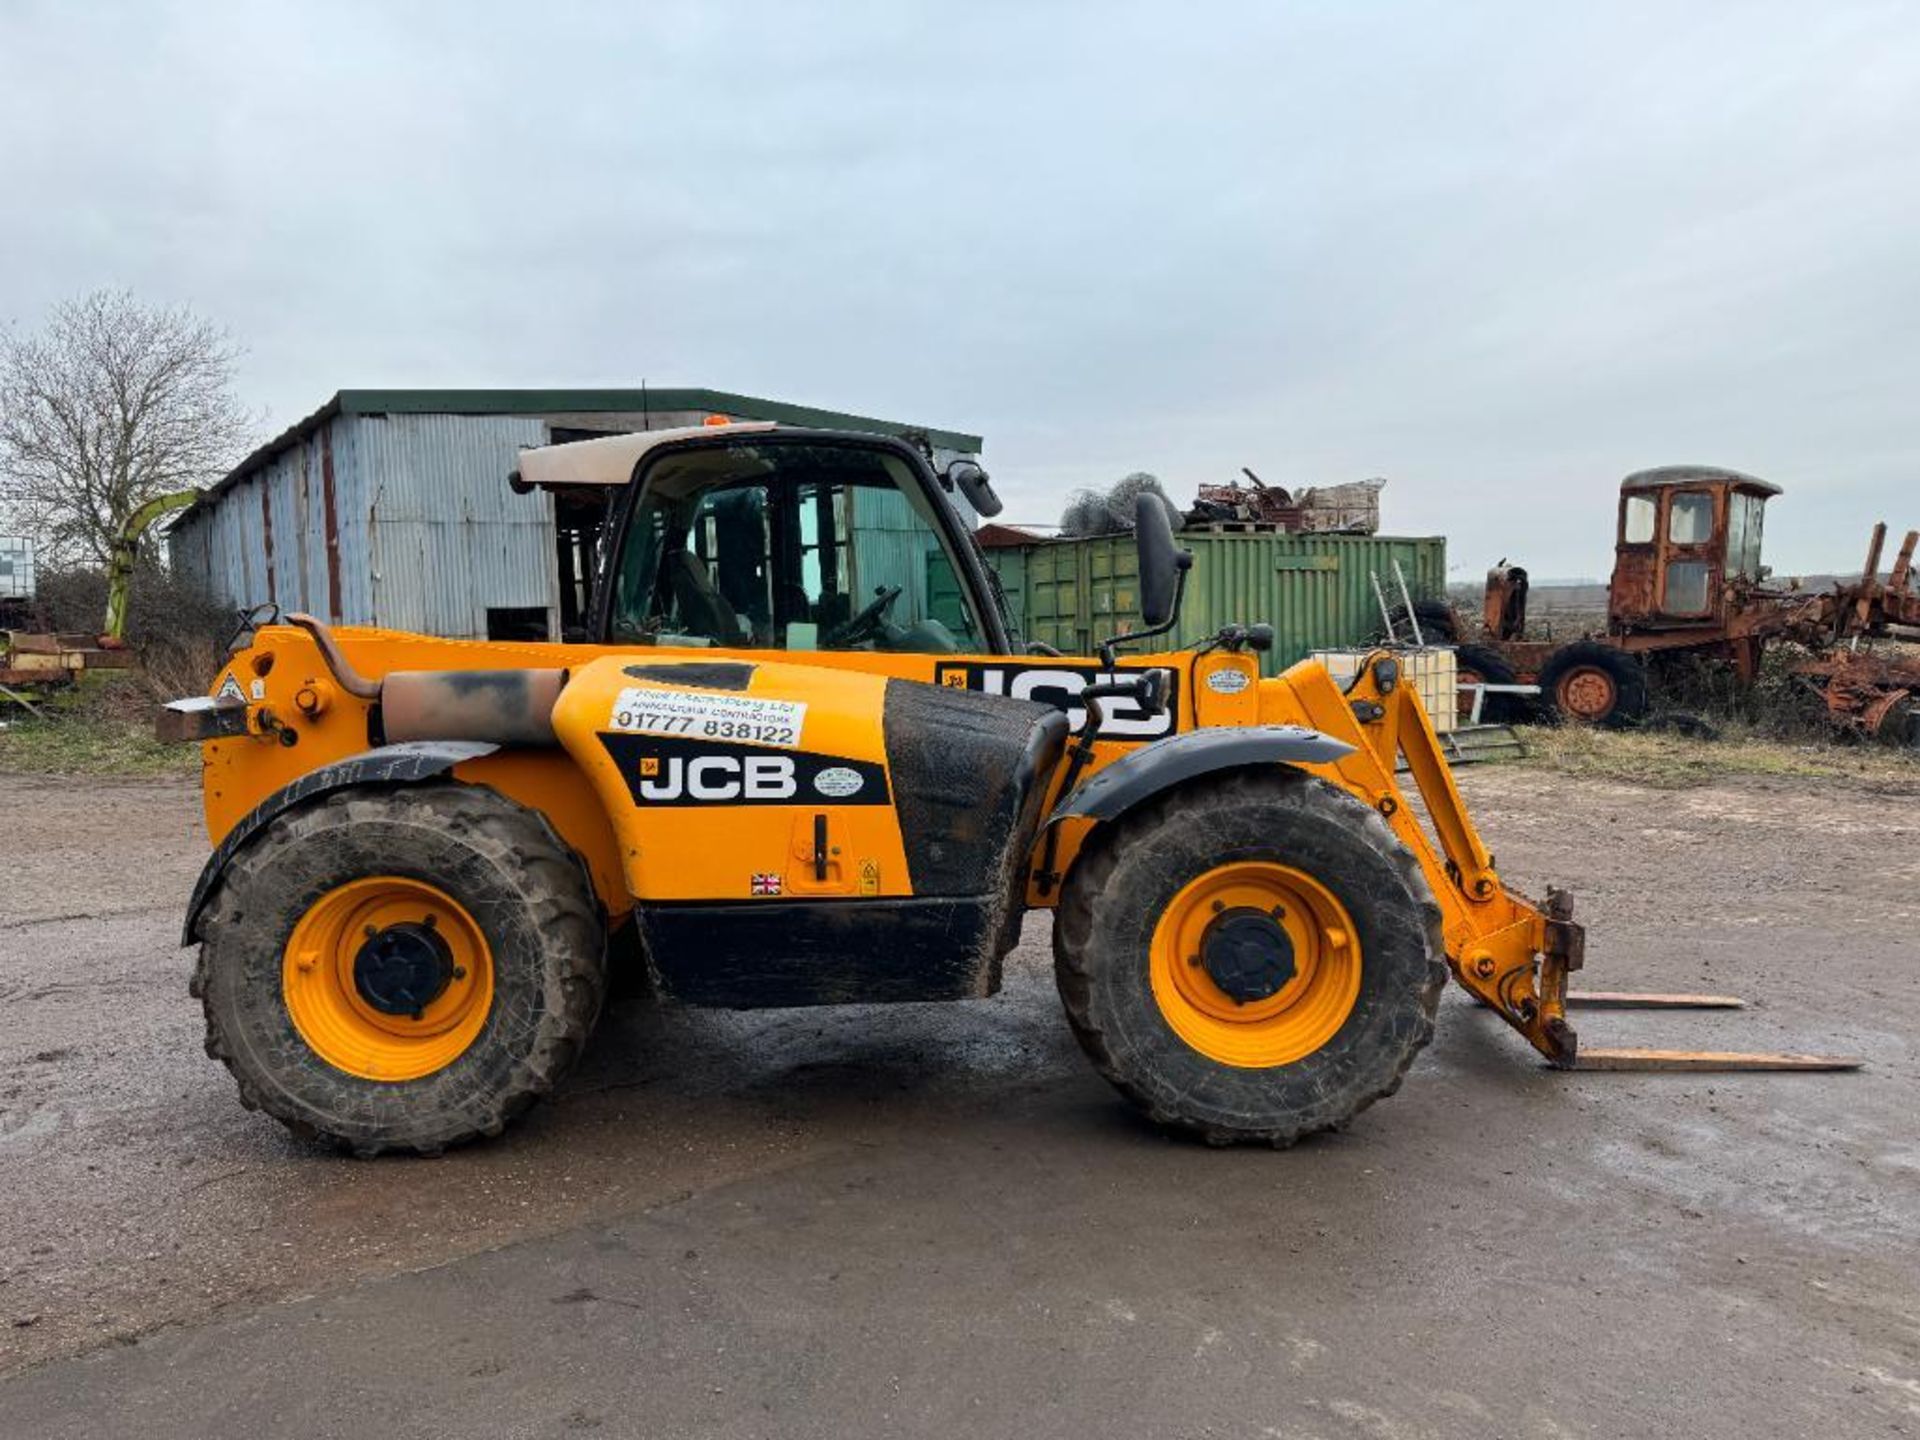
[0,679,197,778]
[1511,723,1919,791]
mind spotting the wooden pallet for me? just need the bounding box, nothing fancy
[1435,724,1528,766]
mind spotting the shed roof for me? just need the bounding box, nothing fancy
[181,388,984,521]
[974,523,1053,548]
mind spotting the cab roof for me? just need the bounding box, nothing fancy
[1620,465,1782,497]
[512,422,780,491]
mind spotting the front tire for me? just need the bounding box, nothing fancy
[193,783,606,1156]
[1053,769,1444,1146]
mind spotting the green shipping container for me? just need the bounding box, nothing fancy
[980,531,1447,675]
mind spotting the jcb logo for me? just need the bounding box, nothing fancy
[638,754,796,802]
[932,662,1179,741]
[600,734,892,808]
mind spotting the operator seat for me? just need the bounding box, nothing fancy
[667,549,745,646]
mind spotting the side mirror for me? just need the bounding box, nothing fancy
[1135,493,1192,628]
[947,461,1004,518]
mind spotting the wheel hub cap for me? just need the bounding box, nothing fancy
[1561,667,1616,719]
[1148,861,1365,1069]
[1200,908,1297,1003]
[284,877,494,1082]
[353,922,455,1018]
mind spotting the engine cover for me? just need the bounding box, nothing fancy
[550,654,1068,1006]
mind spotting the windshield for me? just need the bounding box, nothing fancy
[607,440,984,654]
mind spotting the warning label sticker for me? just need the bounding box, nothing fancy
[607,687,808,748]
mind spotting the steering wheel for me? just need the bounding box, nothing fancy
[825,585,903,648]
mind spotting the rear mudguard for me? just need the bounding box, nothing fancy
[1047,724,1354,825]
[179,740,497,944]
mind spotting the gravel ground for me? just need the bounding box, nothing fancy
[0,763,1916,1437]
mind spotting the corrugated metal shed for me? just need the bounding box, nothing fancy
[169,389,983,640]
[981,530,1447,673]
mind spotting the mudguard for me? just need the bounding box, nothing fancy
[1046,725,1353,825]
[180,740,497,944]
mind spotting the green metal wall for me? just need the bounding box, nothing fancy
[929,545,1026,635]
[982,531,1447,674]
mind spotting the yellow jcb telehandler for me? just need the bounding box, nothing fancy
[159,423,1853,1155]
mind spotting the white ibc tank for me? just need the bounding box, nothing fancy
[1310,647,1461,734]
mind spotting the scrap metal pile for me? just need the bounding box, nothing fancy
[0,630,132,703]
[1189,468,1384,534]
[1773,524,1920,742]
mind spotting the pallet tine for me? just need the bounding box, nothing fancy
[1571,1048,1862,1073]
[1566,992,1746,1010]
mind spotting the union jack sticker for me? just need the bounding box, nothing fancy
[750,873,783,896]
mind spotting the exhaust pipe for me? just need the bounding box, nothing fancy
[379,668,567,746]
[287,613,565,746]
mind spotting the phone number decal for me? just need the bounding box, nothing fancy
[608,687,808,748]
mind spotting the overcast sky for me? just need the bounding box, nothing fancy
[3,1,1916,578]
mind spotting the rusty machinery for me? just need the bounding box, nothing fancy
[1189,468,1384,535]
[158,429,1855,1157]
[1433,465,1920,736]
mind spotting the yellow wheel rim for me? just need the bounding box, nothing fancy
[282,877,494,1082]
[1149,861,1362,1068]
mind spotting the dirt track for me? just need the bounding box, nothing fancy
[1,764,1917,1436]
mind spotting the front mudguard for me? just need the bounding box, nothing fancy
[1047,725,1353,825]
[179,740,497,944]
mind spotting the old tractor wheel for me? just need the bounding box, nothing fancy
[1539,640,1648,728]
[193,783,606,1156]
[1453,643,1529,725]
[1053,769,1445,1146]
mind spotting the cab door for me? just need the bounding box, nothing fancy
[1656,488,1721,623]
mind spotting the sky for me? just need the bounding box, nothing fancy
[3,0,1917,580]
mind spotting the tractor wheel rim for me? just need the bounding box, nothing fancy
[1149,861,1362,1068]
[283,877,493,1082]
[1558,667,1617,720]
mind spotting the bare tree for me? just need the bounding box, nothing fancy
[0,290,255,568]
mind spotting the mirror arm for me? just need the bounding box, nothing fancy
[1104,563,1191,659]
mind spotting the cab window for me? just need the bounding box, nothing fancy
[1622,493,1656,544]
[607,442,983,653]
[1727,491,1765,579]
[1662,560,1712,615]
[1668,491,1713,545]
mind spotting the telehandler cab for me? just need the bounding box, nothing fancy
[162,423,1853,1155]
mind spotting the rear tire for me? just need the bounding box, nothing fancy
[194,783,606,1156]
[1539,640,1648,728]
[1053,769,1445,1146]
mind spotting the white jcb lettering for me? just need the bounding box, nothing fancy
[1004,668,1161,737]
[635,754,800,802]
[638,760,685,800]
[744,755,796,799]
[687,756,737,799]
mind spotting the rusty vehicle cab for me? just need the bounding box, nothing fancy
[1457,462,1917,736]
[1609,466,1780,639]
